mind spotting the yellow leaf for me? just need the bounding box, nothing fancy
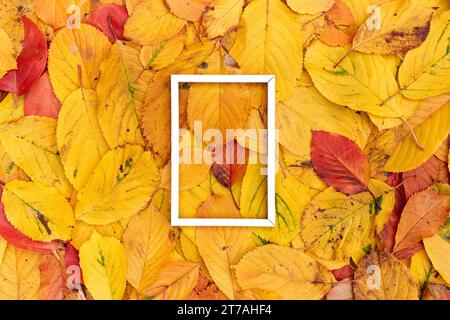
[34,0,91,29]
[196,204,255,299]
[0,142,28,183]
[140,30,185,70]
[142,41,216,164]
[97,42,152,149]
[57,89,109,191]
[351,0,432,55]
[143,261,200,299]
[399,11,450,100]
[187,47,252,136]
[179,147,212,191]
[286,0,334,14]
[75,145,161,225]
[230,0,303,101]
[180,230,202,262]
[424,227,450,284]
[0,116,72,198]
[79,232,127,300]
[384,102,450,172]
[0,238,6,266]
[2,180,75,242]
[48,24,111,103]
[234,245,334,299]
[364,125,403,179]
[201,0,244,39]
[280,146,327,192]
[305,41,418,121]
[341,0,372,27]
[165,0,212,21]
[124,0,187,45]
[71,220,124,250]
[0,28,17,79]
[0,245,40,300]
[0,94,24,126]
[240,163,267,219]
[124,0,142,15]
[277,85,371,161]
[430,0,450,17]
[254,171,312,245]
[123,207,175,295]
[179,171,227,218]
[410,249,434,288]
[0,0,32,55]
[197,194,241,218]
[301,179,394,263]
[353,251,419,300]
[188,81,251,134]
[406,94,450,133]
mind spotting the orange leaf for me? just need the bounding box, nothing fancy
[319,0,356,47]
[394,189,449,258]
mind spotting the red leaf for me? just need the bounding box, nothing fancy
[212,140,248,188]
[393,242,424,260]
[393,189,449,259]
[65,243,80,267]
[0,17,47,96]
[311,130,370,194]
[379,173,406,251]
[85,4,128,43]
[0,186,57,254]
[331,264,353,281]
[24,71,61,118]
[65,243,84,285]
[403,156,449,200]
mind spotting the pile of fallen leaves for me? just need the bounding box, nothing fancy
[0,0,448,300]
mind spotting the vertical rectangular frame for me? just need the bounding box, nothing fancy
[171,74,276,227]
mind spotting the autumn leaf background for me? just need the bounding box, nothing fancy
[0,0,448,300]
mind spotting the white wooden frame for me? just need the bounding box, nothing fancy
[171,74,276,227]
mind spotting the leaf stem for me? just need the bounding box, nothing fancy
[230,187,240,211]
[401,116,424,151]
[334,49,352,68]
